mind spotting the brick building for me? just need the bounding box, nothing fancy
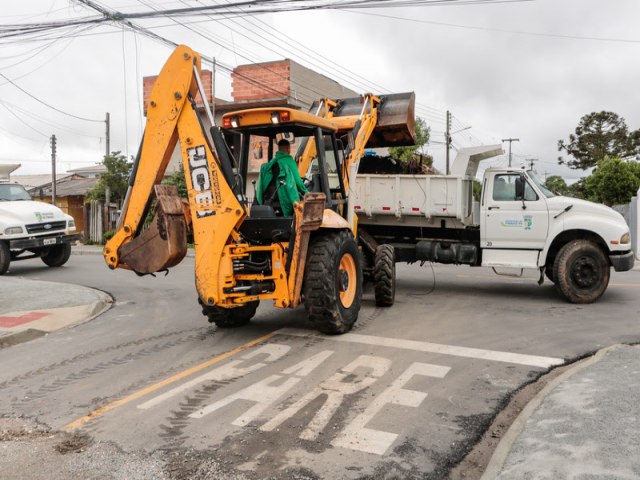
[142,59,356,174]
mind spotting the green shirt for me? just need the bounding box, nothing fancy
[256,151,308,216]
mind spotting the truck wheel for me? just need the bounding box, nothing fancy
[374,244,395,307]
[553,240,610,304]
[0,242,10,275]
[206,301,259,328]
[304,230,362,334]
[41,243,72,267]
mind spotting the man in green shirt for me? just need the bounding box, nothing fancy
[256,139,308,216]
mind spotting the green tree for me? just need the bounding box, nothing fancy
[545,175,568,195]
[566,178,587,200]
[558,111,640,169]
[584,157,640,206]
[86,152,132,205]
[162,165,188,198]
[389,117,430,163]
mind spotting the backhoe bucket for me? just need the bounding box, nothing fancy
[118,185,187,275]
[333,92,416,148]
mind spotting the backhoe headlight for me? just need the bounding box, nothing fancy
[4,226,23,235]
[620,233,630,244]
[223,116,239,128]
[270,111,290,124]
[68,219,76,230]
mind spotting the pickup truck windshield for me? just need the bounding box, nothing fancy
[0,184,32,201]
[528,172,555,198]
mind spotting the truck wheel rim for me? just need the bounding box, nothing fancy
[571,255,599,289]
[338,253,357,308]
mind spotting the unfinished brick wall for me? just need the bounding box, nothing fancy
[143,70,213,114]
[232,61,290,102]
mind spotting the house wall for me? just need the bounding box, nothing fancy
[232,61,290,102]
[143,70,213,114]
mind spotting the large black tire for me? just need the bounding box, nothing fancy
[0,241,10,275]
[553,240,610,304]
[41,243,71,267]
[374,244,395,307]
[303,230,362,334]
[206,301,259,328]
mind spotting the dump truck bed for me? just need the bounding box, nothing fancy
[351,174,475,226]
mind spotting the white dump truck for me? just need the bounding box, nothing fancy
[355,146,635,305]
[0,164,79,274]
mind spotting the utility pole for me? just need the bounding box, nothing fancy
[50,134,57,205]
[502,137,520,167]
[445,110,451,175]
[527,158,537,171]
[105,112,110,158]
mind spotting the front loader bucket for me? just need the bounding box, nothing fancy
[118,185,187,275]
[333,92,416,148]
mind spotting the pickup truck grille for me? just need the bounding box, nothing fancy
[25,221,67,234]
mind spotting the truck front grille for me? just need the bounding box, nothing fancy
[25,221,67,234]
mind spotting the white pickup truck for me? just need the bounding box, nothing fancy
[0,166,79,274]
[354,145,635,305]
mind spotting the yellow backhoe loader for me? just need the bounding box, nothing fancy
[104,45,415,334]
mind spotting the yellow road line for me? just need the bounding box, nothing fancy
[63,331,276,431]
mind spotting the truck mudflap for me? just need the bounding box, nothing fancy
[9,233,80,250]
[610,251,635,272]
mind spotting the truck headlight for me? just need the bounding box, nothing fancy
[4,226,23,235]
[620,233,630,244]
[68,219,76,230]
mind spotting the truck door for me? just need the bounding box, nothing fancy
[482,172,549,251]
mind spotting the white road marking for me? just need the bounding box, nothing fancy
[137,344,290,410]
[260,355,391,441]
[332,362,450,455]
[189,350,335,425]
[276,328,563,368]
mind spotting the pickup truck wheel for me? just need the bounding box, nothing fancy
[41,243,72,267]
[206,301,259,328]
[0,242,10,275]
[374,244,395,307]
[553,240,610,304]
[304,230,362,334]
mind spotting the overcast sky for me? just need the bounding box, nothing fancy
[1,0,639,181]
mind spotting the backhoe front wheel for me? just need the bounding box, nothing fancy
[205,301,259,328]
[553,240,610,304]
[304,230,362,334]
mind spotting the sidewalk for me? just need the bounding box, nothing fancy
[484,344,640,479]
[0,278,112,348]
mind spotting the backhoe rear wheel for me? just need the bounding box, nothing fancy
[374,244,395,307]
[553,240,610,304]
[206,301,259,328]
[304,230,362,334]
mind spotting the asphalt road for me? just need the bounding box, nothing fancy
[1,254,639,479]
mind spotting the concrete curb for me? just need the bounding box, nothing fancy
[480,344,622,479]
[0,287,113,349]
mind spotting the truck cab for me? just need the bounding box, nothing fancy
[0,165,79,274]
[480,166,633,301]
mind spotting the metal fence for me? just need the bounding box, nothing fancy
[614,195,639,259]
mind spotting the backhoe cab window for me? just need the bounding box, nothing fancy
[492,174,537,202]
[0,184,32,201]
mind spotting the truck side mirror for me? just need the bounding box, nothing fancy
[515,176,525,201]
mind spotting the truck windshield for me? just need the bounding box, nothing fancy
[0,184,32,201]
[528,172,555,198]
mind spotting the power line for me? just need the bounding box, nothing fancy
[0,71,103,123]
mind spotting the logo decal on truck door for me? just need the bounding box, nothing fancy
[187,145,218,218]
